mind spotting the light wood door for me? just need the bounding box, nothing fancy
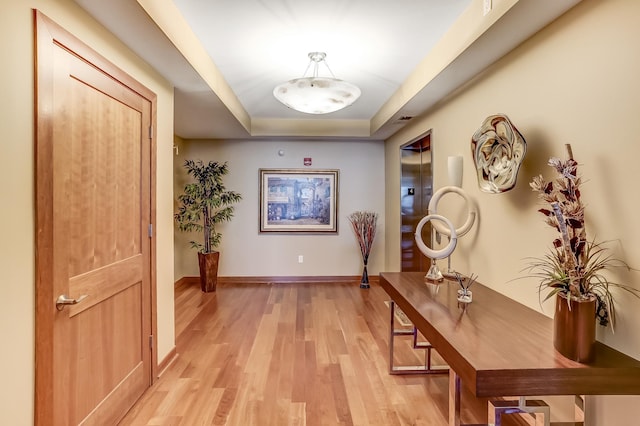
[35,11,156,425]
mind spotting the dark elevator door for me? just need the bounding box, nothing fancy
[400,134,432,272]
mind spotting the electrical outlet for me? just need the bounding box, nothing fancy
[483,0,492,16]
[298,255,304,263]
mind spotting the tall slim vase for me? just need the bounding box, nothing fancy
[360,256,370,289]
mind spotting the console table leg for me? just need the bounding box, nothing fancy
[489,397,550,426]
[389,300,396,373]
[388,300,449,374]
[449,370,462,426]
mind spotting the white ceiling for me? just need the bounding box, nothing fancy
[171,0,470,121]
[72,0,581,141]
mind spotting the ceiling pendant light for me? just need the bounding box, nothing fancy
[273,52,361,115]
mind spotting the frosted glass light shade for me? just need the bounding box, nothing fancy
[273,77,361,114]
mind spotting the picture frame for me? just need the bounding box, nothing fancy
[259,168,339,233]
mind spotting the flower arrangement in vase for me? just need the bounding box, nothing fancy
[526,144,639,361]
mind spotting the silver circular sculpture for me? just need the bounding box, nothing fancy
[427,186,476,238]
[415,214,457,281]
[471,114,526,193]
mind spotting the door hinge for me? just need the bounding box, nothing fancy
[149,335,154,349]
[148,126,153,139]
[148,223,153,238]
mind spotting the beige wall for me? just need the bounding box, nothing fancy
[3,0,638,424]
[0,1,175,424]
[173,139,386,280]
[385,0,640,423]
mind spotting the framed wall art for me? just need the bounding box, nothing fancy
[259,168,339,233]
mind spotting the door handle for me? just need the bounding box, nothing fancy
[56,294,88,311]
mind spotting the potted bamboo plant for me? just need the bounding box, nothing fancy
[526,144,639,362]
[175,159,242,292]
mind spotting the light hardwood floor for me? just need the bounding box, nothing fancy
[120,279,498,425]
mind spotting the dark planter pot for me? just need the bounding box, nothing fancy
[553,293,596,363]
[197,251,220,293]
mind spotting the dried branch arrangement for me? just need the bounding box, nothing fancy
[348,211,378,287]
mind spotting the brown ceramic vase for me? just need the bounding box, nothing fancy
[553,293,596,363]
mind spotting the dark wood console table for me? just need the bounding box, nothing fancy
[379,272,640,426]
